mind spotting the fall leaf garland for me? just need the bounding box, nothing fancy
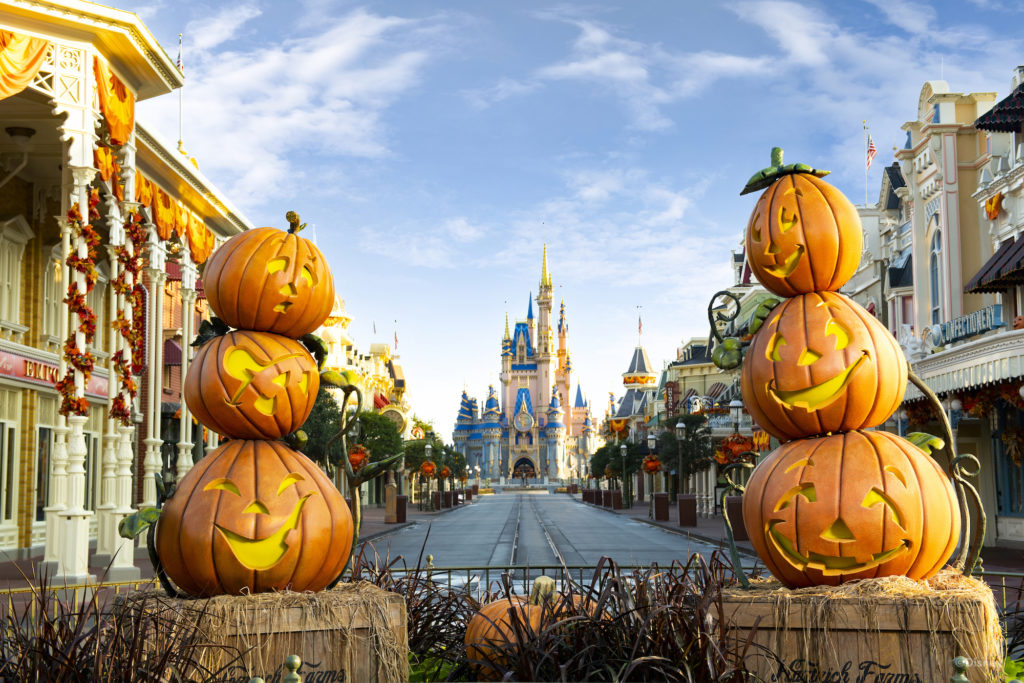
[57,196,101,416]
[109,212,146,425]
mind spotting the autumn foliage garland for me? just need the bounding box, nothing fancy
[109,212,146,425]
[56,193,101,416]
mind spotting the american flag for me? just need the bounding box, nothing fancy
[866,135,877,169]
[394,331,399,349]
[638,315,643,336]
[176,34,184,77]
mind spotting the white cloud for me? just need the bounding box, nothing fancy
[443,217,487,242]
[463,77,539,109]
[137,8,441,209]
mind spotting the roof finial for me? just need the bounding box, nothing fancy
[504,312,510,339]
[541,243,552,287]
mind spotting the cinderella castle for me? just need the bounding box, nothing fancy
[452,248,597,482]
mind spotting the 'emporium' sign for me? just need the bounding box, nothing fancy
[0,349,108,399]
[930,305,1003,346]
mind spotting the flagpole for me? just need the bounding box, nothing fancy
[177,33,183,148]
[863,120,868,207]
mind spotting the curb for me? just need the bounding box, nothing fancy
[574,498,759,559]
[359,499,473,543]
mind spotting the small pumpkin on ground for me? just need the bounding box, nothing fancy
[202,212,334,338]
[185,329,319,440]
[155,439,352,597]
[742,430,959,588]
[465,576,555,679]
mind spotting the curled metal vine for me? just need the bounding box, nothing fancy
[719,453,756,589]
[707,290,742,345]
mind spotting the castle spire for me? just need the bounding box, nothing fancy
[541,243,552,288]
[527,291,534,320]
[504,311,510,339]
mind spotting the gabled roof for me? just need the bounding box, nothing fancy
[888,252,913,289]
[511,322,533,357]
[882,163,905,211]
[615,388,647,418]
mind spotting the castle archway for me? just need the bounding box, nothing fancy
[512,457,537,479]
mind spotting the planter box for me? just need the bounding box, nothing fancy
[715,571,1001,682]
[677,494,697,527]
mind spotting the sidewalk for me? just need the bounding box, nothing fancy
[573,492,1024,575]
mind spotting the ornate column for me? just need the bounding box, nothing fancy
[93,193,123,566]
[40,214,70,575]
[176,246,196,481]
[141,228,166,512]
[57,165,98,583]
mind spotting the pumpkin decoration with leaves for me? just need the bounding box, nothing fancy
[185,329,319,440]
[203,212,334,338]
[348,444,369,472]
[742,148,862,298]
[155,439,353,597]
[741,291,906,442]
[742,430,959,588]
[420,461,436,478]
[465,577,555,679]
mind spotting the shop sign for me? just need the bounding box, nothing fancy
[930,305,1003,346]
[0,349,108,398]
[664,381,678,415]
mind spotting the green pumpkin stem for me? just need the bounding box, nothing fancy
[740,146,830,196]
[771,147,783,167]
[285,211,303,234]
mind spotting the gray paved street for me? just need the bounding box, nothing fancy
[360,491,723,568]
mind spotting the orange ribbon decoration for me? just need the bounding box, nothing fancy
[93,57,135,146]
[0,31,48,101]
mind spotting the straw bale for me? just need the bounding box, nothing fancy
[716,569,1002,682]
[129,581,408,683]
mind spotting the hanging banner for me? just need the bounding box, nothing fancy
[664,380,678,416]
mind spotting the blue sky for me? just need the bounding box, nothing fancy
[124,0,1024,439]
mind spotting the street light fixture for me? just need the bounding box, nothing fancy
[425,443,433,511]
[729,399,743,433]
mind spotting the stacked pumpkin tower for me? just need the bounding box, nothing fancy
[156,213,353,597]
[737,150,960,588]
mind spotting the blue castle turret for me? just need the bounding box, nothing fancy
[482,385,502,478]
[545,386,566,479]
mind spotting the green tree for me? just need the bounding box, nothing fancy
[301,386,344,468]
[353,410,403,464]
[659,414,713,494]
[589,441,643,483]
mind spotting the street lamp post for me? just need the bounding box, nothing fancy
[620,443,629,509]
[474,465,481,490]
[646,432,656,519]
[425,443,433,511]
[675,419,685,499]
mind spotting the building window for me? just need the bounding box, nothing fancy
[0,216,34,338]
[0,388,19,524]
[929,230,942,325]
[41,244,63,342]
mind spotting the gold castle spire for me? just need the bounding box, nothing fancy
[504,311,510,339]
[541,243,552,288]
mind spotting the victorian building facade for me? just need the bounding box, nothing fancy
[0,1,252,580]
[452,250,596,482]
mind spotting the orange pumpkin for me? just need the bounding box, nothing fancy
[742,430,959,588]
[203,225,334,338]
[741,291,906,441]
[465,577,554,679]
[745,172,862,297]
[348,445,369,472]
[420,461,436,478]
[185,330,319,440]
[155,440,352,597]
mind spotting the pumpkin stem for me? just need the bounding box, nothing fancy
[529,575,556,606]
[770,146,783,167]
[285,211,303,234]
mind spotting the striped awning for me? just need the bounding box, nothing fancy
[163,339,182,366]
[964,237,1020,294]
[707,382,726,398]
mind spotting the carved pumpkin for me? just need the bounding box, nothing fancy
[185,330,319,440]
[155,439,352,597]
[742,430,959,588]
[203,226,334,338]
[465,577,554,679]
[741,291,906,441]
[745,172,862,297]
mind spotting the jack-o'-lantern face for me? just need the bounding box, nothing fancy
[155,440,354,597]
[203,226,335,337]
[745,173,862,297]
[741,292,906,442]
[204,472,315,570]
[742,430,959,588]
[185,330,319,440]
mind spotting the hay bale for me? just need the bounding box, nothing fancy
[130,581,408,683]
[715,569,1002,682]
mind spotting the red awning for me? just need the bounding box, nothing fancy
[965,237,1019,293]
[373,393,390,409]
[164,339,182,366]
[707,382,726,398]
